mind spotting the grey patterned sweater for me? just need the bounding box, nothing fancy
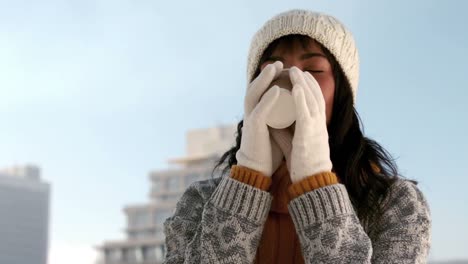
[163,176,431,263]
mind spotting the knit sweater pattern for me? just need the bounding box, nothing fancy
[163,175,431,263]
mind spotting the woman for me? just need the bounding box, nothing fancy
[163,9,431,264]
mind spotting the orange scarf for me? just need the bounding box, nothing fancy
[254,162,305,264]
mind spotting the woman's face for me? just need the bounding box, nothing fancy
[259,38,335,125]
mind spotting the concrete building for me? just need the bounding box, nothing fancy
[0,164,51,264]
[98,124,237,264]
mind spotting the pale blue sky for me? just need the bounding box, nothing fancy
[1,0,467,262]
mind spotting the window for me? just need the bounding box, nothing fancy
[172,193,182,202]
[129,230,156,239]
[129,210,150,228]
[155,229,164,240]
[158,193,181,202]
[167,177,179,190]
[121,248,129,261]
[151,196,162,203]
[141,246,164,261]
[122,247,142,262]
[142,246,156,261]
[185,172,199,186]
[105,249,121,261]
[155,246,164,261]
[154,209,173,225]
[158,195,166,202]
[152,178,166,193]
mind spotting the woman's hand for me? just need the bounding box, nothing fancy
[288,67,333,183]
[235,61,285,177]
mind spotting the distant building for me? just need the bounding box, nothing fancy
[0,164,51,264]
[98,124,237,264]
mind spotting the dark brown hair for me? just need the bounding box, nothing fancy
[211,34,406,219]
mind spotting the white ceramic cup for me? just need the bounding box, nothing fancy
[262,69,296,129]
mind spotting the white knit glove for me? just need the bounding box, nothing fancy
[236,61,284,177]
[288,67,333,183]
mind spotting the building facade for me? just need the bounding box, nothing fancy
[98,124,237,264]
[0,164,51,264]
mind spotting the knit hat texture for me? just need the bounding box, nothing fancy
[246,9,360,102]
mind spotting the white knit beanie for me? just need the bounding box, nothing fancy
[246,9,360,102]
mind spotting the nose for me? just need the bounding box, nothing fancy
[281,58,303,70]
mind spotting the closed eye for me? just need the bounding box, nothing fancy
[305,70,323,73]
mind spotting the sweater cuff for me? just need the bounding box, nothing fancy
[210,176,273,224]
[230,165,272,191]
[288,171,338,199]
[288,184,354,231]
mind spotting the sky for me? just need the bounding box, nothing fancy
[0,0,467,263]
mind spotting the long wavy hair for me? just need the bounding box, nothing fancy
[211,34,407,220]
